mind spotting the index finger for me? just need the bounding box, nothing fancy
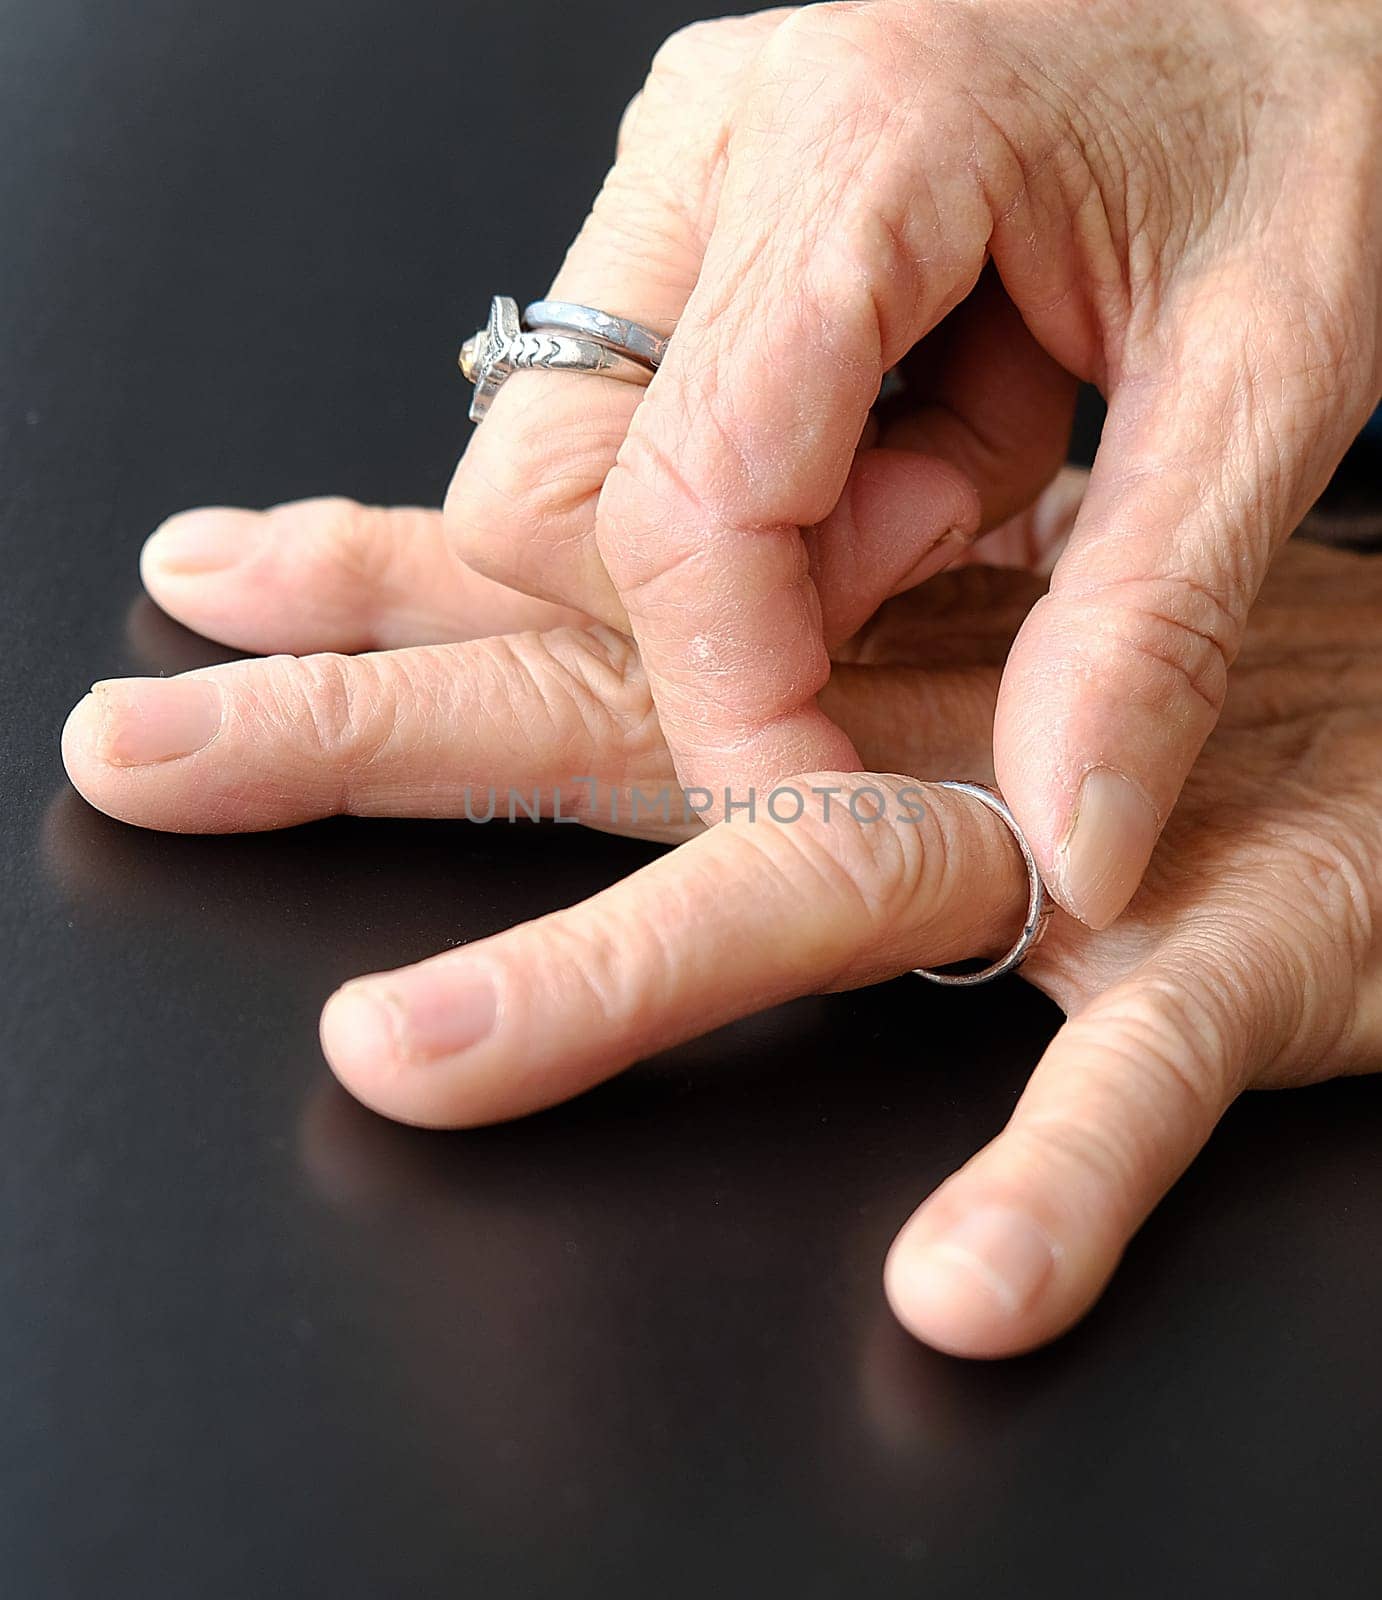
[595,5,990,796]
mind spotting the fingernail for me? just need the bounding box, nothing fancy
[1056,766,1159,930]
[345,965,498,1064]
[911,1206,1058,1318]
[90,677,223,765]
[145,509,259,575]
[892,524,970,593]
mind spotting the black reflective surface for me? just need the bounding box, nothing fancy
[3,3,1381,1595]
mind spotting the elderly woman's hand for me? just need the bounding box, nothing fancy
[434,0,1381,934]
[62,480,1382,1357]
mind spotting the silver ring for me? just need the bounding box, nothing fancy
[523,299,669,370]
[912,781,1052,986]
[459,296,654,422]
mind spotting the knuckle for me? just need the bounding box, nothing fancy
[1122,594,1233,719]
[1220,815,1374,951]
[1094,982,1238,1117]
[1018,982,1232,1200]
[542,905,646,1028]
[747,5,897,146]
[596,35,744,250]
[647,17,728,79]
[518,896,669,1049]
[1148,802,1371,1079]
[753,772,931,941]
[647,11,785,86]
[1265,281,1376,428]
[490,625,659,782]
[262,650,389,765]
[605,382,831,547]
[294,497,389,583]
[1051,570,1242,720]
[1288,830,1373,955]
[531,623,655,746]
[1236,825,1374,1067]
[265,500,398,638]
[756,3,886,75]
[614,88,643,158]
[734,11,986,367]
[747,3,976,157]
[627,13,778,224]
[604,417,706,523]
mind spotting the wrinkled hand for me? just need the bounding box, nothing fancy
[62,482,1382,1357]
[438,0,1381,930]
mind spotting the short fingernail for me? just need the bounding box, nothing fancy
[145,509,259,575]
[89,677,223,765]
[910,1206,1058,1318]
[343,965,498,1065]
[1056,766,1159,930]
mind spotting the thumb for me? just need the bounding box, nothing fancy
[995,314,1372,928]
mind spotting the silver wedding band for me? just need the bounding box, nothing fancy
[458,295,667,421]
[912,782,1052,986]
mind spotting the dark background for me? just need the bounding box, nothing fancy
[3,2,1380,1596]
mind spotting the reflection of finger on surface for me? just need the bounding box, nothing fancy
[43,782,666,994]
[858,1299,977,1456]
[856,1287,1081,1449]
[297,1075,439,1211]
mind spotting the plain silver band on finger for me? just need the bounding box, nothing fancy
[459,295,656,422]
[912,781,1052,986]
[523,299,669,369]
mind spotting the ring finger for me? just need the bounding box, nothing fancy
[443,13,785,618]
[140,499,589,654]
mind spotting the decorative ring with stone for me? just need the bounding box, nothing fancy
[523,299,669,370]
[912,781,1052,987]
[458,296,655,423]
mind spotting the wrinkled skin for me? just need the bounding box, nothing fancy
[62,478,1382,1357]
[437,0,1382,935]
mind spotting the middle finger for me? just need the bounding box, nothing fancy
[443,11,985,637]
